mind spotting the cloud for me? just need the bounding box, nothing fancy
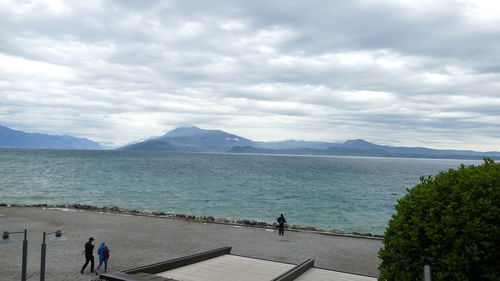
[0,0,499,151]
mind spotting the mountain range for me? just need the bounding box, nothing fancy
[1,124,498,159]
[0,125,102,150]
[120,126,500,160]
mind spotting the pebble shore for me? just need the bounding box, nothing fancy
[0,202,383,239]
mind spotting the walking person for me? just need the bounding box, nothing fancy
[81,237,95,274]
[95,242,110,275]
[277,214,287,236]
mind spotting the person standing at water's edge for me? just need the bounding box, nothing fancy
[81,237,95,274]
[96,242,110,275]
[277,214,287,236]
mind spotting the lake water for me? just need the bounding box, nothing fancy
[0,148,481,234]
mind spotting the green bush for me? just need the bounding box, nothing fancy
[378,159,499,281]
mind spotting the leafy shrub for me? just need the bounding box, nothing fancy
[378,159,499,281]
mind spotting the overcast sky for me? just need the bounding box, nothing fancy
[1,0,499,150]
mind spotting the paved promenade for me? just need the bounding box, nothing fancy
[0,207,382,281]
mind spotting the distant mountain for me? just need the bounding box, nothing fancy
[254,140,335,150]
[118,139,178,152]
[230,139,500,160]
[0,125,102,150]
[341,139,382,149]
[163,126,207,138]
[228,145,391,157]
[119,126,254,152]
[120,126,500,160]
[331,139,500,159]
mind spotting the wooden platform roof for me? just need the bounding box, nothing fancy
[100,246,377,281]
[157,254,294,281]
[293,268,376,281]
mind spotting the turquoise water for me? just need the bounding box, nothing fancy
[0,148,481,234]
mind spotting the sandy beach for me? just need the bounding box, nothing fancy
[0,207,382,281]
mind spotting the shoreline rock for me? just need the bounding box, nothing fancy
[0,202,383,239]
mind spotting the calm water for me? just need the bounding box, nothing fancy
[0,148,481,234]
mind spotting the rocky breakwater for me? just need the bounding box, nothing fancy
[0,203,383,239]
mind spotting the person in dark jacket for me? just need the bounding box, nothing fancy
[95,242,110,274]
[81,237,95,274]
[277,214,287,236]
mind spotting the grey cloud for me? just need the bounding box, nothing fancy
[0,0,499,150]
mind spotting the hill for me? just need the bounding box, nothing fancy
[230,139,500,159]
[119,126,254,152]
[120,126,500,160]
[0,125,102,150]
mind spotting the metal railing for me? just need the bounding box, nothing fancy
[424,264,432,281]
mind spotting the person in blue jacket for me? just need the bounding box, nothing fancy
[277,214,287,236]
[95,242,110,275]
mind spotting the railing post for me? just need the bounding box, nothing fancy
[21,229,28,281]
[424,264,432,281]
[40,232,46,281]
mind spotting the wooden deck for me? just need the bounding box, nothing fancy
[100,246,378,281]
[156,254,294,281]
[293,268,376,281]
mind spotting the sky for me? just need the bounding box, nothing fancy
[1,0,499,151]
